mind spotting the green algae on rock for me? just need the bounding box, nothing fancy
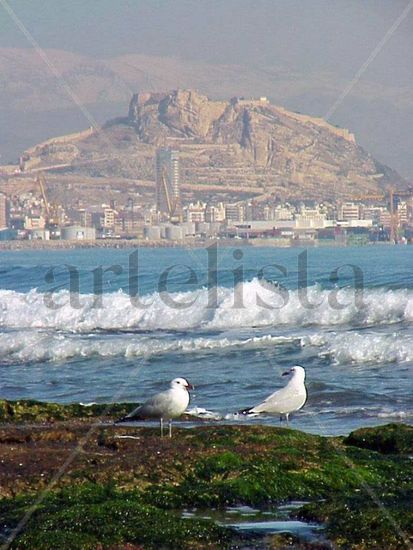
[298,493,413,549]
[0,399,138,423]
[344,423,413,455]
[0,412,412,549]
[1,484,233,550]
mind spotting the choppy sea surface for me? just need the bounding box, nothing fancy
[0,245,411,435]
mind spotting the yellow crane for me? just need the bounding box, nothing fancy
[36,174,60,227]
[36,174,50,219]
[351,188,412,243]
[352,193,385,202]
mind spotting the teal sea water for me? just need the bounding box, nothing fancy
[0,245,412,435]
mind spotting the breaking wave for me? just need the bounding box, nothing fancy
[303,331,413,365]
[0,331,295,364]
[0,279,412,332]
[1,326,411,366]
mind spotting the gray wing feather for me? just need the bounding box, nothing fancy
[252,385,306,414]
[127,389,173,419]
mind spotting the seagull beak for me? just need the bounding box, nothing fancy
[186,383,194,390]
[282,371,290,376]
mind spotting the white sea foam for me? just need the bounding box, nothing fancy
[0,330,294,363]
[376,410,411,419]
[186,407,223,420]
[303,331,413,364]
[0,280,411,332]
[0,281,412,365]
[299,406,413,419]
[2,327,411,366]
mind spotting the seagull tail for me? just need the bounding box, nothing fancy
[115,405,143,424]
[114,416,128,424]
[238,407,256,416]
[114,414,135,424]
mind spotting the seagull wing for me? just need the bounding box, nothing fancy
[126,389,174,419]
[251,384,306,415]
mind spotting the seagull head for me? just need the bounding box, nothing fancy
[282,366,305,381]
[170,377,194,391]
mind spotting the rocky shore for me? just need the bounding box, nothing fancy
[0,399,412,549]
[0,238,202,251]
[0,238,254,251]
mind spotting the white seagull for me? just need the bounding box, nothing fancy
[116,377,194,437]
[240,366,307,423]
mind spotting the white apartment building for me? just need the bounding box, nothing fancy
[205,203,226,223]
[273,205,294,221]
[295,206,327,229]
[185,201,206,223]
[225,204,245,223]
[338,202,360,221]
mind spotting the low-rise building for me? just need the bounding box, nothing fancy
[185,201,206,223]
[338,202,360,221]
[61,225,96,240]
[273,205,294,221]
[29,229,50,240]
[295,206,327,229]
[24,215,46,230]
[205,203,226,223]
[397,201,408,225]
[102,208,117,228]
[225,204,245,223]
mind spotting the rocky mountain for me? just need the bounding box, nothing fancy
[12,89,406,203]
[1,48,412,180]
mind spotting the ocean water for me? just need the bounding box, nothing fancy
[0,245,412,435]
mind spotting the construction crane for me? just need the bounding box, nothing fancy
[36,174,60,229]
[352,193,385,202]
[350,188,412,243]
[36,174,50,220]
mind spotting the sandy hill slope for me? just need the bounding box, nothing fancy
[13,89,406,202]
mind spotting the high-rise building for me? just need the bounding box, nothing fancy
[0,193,9,229]
[155,148,181,220]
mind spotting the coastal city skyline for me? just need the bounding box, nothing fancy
[0,87,411,247]
[0,141,412,246]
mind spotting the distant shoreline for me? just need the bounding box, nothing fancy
[0,238,238,251]
[0,238,393,251]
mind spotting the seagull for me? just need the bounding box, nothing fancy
[240,366,307,423]
[115,377,194,437]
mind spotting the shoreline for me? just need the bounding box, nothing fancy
[0,237,395,251]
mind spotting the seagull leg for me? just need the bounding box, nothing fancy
[160,418,164,437]
[168,419,172,438]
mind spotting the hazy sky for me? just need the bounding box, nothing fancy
[2,0,411,82]
[1,0,412,176]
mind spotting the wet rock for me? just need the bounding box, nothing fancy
[0,413,411,549]
[344,423,413,455]
[0,399,138,424]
